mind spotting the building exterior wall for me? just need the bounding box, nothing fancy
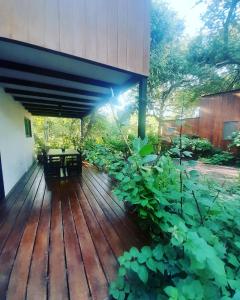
[0,0,150,76]
[0,88,34,195]
[198,94,240,148]
[162,118,200,138]
[163,92,240,149]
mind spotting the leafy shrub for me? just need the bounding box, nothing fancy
[109,139,240,300]
[102,135,132,157]
[85,138,240,299]
[201,151,234,165]
[229,132,240,164]
[171,135,214,159]
[231,131,240,148]
[83,140,125,178]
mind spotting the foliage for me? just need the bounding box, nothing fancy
[148,0,240,144]
[102,134,134,157]
[230,131,240,148]
[187,0,240,92]
[170,135,214,159]
[106,139,240,300]
[149,2,193,129]
[201,151,235,165]
[224,177,240,196]
[83,140,125,178]
[198,0,240,68]
[33,117,81,153]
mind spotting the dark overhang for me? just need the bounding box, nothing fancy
[202,88,240,98]
[0,38,143,119]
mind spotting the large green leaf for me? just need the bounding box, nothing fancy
[138,265,148,283]
[139,144,154,156]
[152,244,164,261]
[146,257,157,272]
[164,286,179,300]
[142,154,158,164]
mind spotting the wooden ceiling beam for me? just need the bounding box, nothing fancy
[31,112,83,119]
[31,111,86,119]
[0,59,118,89]
[0,76,111,98]
[5,88,101,102]
[14,96,95,107]
[25,106,88,113]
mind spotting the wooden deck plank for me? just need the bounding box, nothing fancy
[61,185,90,300]
[69,190,108,300]
[82,172,141,250]
[74,181,117,283]
[0,165,145,299]
[0,165,40,248]
[0,168,43,299]
[0,163,37,219]
[86,167,125,210]
[26,187,52,300]
[6,176,46,300]
[83,169,143,239]
[83,168,125,213]
[80,180,125,257]
[84,168,147,245]
[48,185,69,300]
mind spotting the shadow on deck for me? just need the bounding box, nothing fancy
[0,163,145,300]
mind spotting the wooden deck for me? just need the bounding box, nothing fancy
[0,164,144,300]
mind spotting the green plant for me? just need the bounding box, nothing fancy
[102,135,131,157]
[229,132,240,163]
[83,141,125,178]
[108,139,240,300]
[201,151,234,166]
[231,131,240,148]
[170,135,214,159]
[84,138,240,299]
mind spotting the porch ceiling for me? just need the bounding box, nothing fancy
[0,38,142,119]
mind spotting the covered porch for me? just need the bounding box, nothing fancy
[0,31,149,300]
[0,163,145,300]
[0,38,148,139]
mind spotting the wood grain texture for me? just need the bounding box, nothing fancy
[0,0,150,75]
[69,191,108,300]
[6,177,45,300]
[26,188,51,300]
[162,93,240,149]
[48,188,69,300]
[198,94,240,148]
[0,168,43,299]
[45,0,60,51]
[0,164,145,299]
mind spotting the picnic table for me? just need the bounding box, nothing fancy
[44,149,82,177]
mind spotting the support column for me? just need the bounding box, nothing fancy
[80,118,84,141]
[138,77,147,139]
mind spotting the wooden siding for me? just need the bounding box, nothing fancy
[162,118,200,137]
[0,0,150,76]
[198,94,240,148]
[162,93,240,149]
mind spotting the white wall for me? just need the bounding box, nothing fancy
[0,88,35,195]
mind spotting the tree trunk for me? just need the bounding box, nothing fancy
[82,111,96,140]
[157,102,165,154]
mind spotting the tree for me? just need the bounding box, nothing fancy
[189,0,240,89]
[33,116,81,151]
[148,2,196,149]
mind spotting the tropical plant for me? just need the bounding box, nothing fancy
[201,151,234,165]
[32,116,81,152]
[230,131,240,148]
[170,135,214,159]
[83,141,125,178]
[107,139,240,300]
